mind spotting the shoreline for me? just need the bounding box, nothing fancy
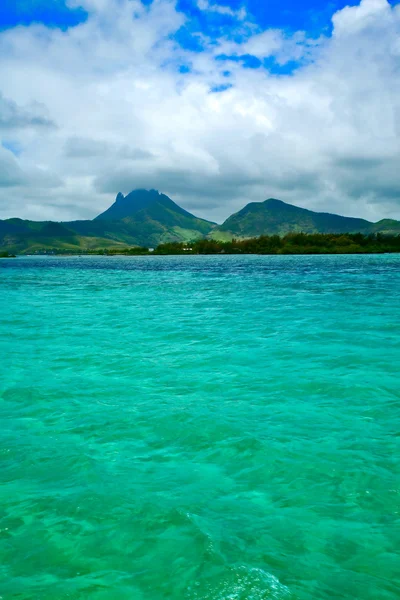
[10,250,400,257]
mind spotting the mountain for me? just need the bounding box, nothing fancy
[93,189,216,246]
[96,189,164,220]
[0,189,216,253]
[1,192,400,254]
[211,198,400,240]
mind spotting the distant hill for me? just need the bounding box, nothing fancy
[1,192,399,254]
[0,218,127,254]
[211,198,400,240]
[367,219,400,235]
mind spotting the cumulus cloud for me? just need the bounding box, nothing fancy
[0,0,400,223]
[332,0,391,35]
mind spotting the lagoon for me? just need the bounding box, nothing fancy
[1,254,399,599]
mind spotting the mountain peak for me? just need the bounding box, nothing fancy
[93,189,216,243]
[95,189,163,221]
[262,198,308,213]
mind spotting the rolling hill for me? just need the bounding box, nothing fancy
[211,198,400,240]
[0,218,128,254]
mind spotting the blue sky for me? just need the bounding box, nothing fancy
[1,0,395,36]
[1,0,400,222]
[1,0,397,77]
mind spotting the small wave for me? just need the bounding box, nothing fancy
[186,565,291,600]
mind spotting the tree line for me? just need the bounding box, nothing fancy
[153,233,400,255]
[17,232,400,256]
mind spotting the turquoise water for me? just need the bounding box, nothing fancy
[1,254,399,600]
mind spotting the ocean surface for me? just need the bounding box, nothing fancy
[1,254,399,600]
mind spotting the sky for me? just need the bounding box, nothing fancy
[1,0,400,223]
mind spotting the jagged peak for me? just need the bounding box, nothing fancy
[94,188,215,226]
[125,188,160,197]
[116,189,161,202]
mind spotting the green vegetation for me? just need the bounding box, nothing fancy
[0,251,16,258]
[4,233,400,256]
[16,246,150,256]
[212,198,400,239]
[93,189,216,247]
[0,190,216,254]
[2,190,400,255]
[154,233,400,255]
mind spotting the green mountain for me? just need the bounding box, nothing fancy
[93,189,216,246]
[0,190,216,253]
[211,198,400,240]
[367,219,400,235]
[1,192,400,254]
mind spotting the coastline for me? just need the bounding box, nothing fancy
[4,232,400,257]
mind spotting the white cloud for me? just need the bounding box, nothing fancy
[197,0,247,20]
[332,0,391,36]
[0,0,400,223]
[240,29,283,57]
